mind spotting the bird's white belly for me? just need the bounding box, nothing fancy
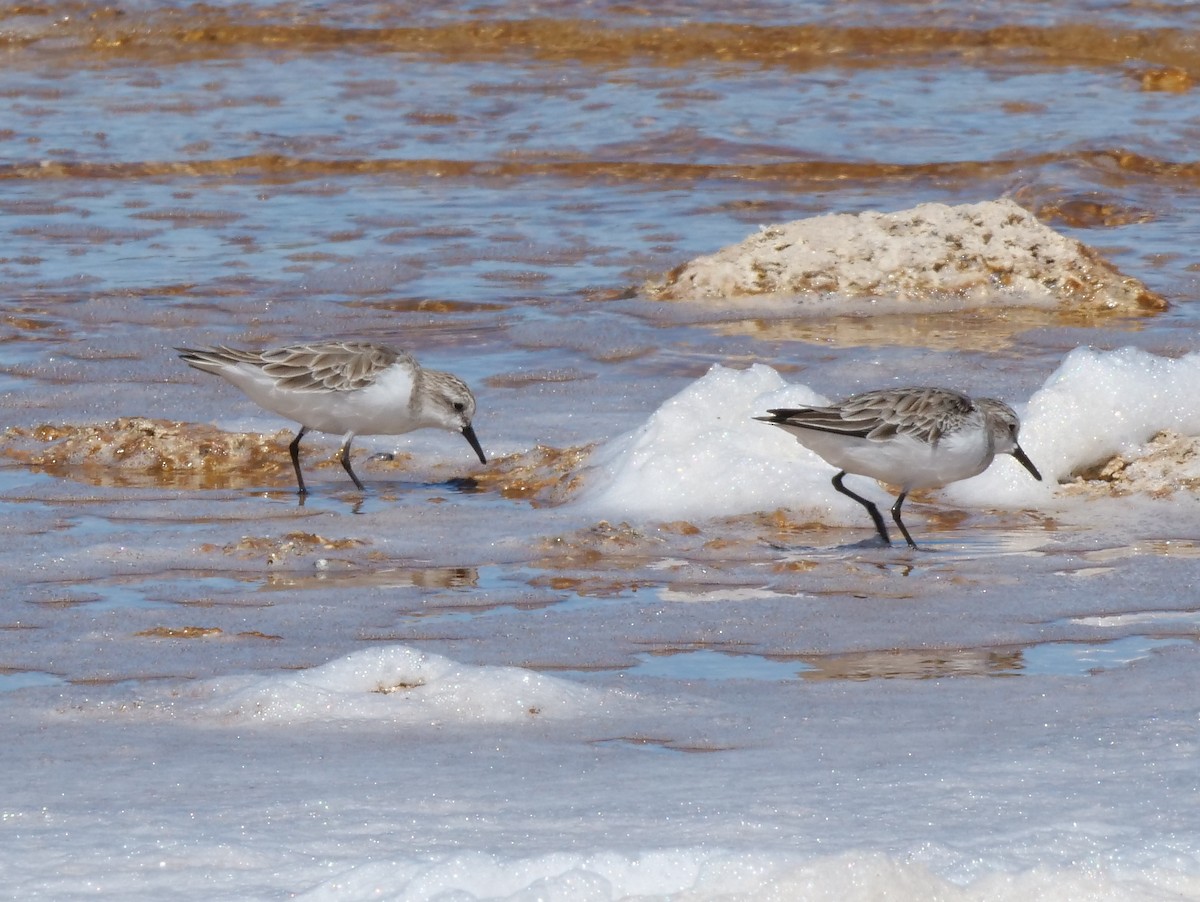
[222,363,420,436]
[795,428,994,490]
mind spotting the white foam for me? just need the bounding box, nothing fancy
[293,848,1200,901]
[195,645,610,725]
[947,346,1200,506]
[577,363,845,522]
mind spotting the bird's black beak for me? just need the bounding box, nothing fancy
[462,424,487,465]
[1012,445,1042,481]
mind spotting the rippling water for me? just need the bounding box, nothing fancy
[4,1,1200,897]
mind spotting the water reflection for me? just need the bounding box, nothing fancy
[798,647,1023,681]
[616,635,1195,683]
[264,565,479,591]
[0,670,65,693]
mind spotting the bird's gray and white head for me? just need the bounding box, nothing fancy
[416,369,487,464]
[976,398,1041,481]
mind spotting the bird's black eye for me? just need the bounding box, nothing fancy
[453,401,466,413]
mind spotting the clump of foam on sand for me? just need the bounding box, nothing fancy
[647,198,1163,314]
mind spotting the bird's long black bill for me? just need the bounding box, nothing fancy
[462,424,487,464]
[1012,445,1042,481]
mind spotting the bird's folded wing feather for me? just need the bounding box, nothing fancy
[258,342,403,392]
[768,389,973,445]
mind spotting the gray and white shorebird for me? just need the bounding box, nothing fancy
[756,387,1042,548]
[178,340,486,494]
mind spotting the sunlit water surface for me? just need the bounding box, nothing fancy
[3,1,1200,898]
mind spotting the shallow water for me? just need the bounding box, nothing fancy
[4,0,1200,898]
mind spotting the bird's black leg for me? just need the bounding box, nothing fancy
[339,435,366,492]
[832,471,891,545]
[890,492,919,549]
[289,427,308,496]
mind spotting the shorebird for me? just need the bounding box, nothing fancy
[757,387,1041,547]
[178,340,486,494]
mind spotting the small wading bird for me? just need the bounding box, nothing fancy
[756,387,1042,548]
[177,340,486,494]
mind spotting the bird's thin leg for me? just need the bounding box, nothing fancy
[339,434,366,491]
[890,492,918,549]
[832,471,891,545]
[288,427,308,496]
